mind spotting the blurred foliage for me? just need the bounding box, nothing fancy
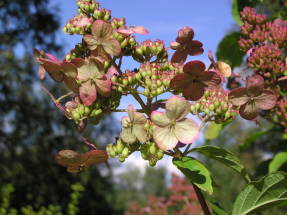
[0,183,84,215]
[0,0,120,214]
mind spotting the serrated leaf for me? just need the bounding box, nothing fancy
[269,152,287,173]
[204,122,223,140]
[192,146,250,182]
[231,0,243,25]
[232,172,287,215]
[173,156,213,194]
[216,32,245,69]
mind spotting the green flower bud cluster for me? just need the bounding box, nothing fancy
[77,0,99,16]
[112,32,137,54]
[140,141,164,167]
[106,139,140,162]
[132,39,168,63]
[93,8,111,21]
[66,43,87,61]
[112,63,182,98]
[63,15,92,35]
[111,17,126,29]
[69,104,91,123]
[190,89,238,123]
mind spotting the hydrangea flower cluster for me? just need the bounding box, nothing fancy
[236,7,286,130]
[34,0,282,171]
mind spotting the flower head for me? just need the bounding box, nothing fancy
[151,96,199,150]
[84,20,121,57]
[170,60,221,101]
[120,105,148,144]
[77,58,111,106]
[229,74,277,120]
[170,27,203,64]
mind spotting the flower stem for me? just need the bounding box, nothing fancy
[192,183,211,215]
[132,93,150,115]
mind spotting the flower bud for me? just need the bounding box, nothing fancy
[122,147,129,157]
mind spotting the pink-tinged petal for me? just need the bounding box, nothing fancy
[166,96,190,121]
[239,101,259,120]
[133,112,147,125]
[200,71,221,87]
[208,50,216,64]
[38,65,46,80]
[64,76,79,93]
[127,104,135,122]
[120,127,137,144]
[62,61,77,78]
[215,61,231,77]
[255,90,277,110]
[55,150,82,167]
[117,28,134,36]
[70,58,85,67]
[133,124,148,143]
[107,66,119,78]
[228,88,249,106]
[81,150,108,166]
[174,118,199,144]
[151,111,171,127]
[183,60,205,75]
[246,74,264,97]
[171,49,188,64]
[153,126,178,151]
[91,20,113,38]
[186,40,204,56]
[183,83,205,101]
[84,34,98,50]
[40,58,64,82]
[45,53,60,63]
[76,16,92,28]
[170,73,187,90]
[79,81,97,106]
[170,41,181,50]
[102,38,121,57]
[176,26,194,44]
[77,59,102,81]
[131,26,149,35]
[95,74,111,97]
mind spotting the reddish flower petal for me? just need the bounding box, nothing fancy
[81,150,108,166]
[79,81,97,106]
[255,90,277,110]
[176,26,194,44]
[171,49,188,64]
[239,101,259,120]
[246,74,264,97]
[70,58,85,67]
[170,73,187,90]
[183,83,205,101]
[102,38,121,57]
[117,28,134,36]
[183,60,205,75]
[64,76,79,93]
[55,150,82,167]
[200,71,221,87]
[91,20,113,39]
[38,65,46,80]
[62,61,78,78]
[131,26,149,35]
[45,53,60,63]
[84,34,98,50]
[39,58,64,82]
[186,40,204,56]
[95,74,111,97]
[228,88,249,106]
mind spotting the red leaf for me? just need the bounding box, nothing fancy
[79,81,97,106]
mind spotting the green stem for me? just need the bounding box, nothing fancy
[56,91,74,103]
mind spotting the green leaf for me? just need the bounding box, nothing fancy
[209,202,229,215]
[269,152,287,173]
[216,32,245,69]
[204,122,223,140]
[192,146,250,182]
[231,0,243,25]
[173,156,213,194]
[232,172,287,215]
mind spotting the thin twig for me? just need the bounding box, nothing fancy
[192,183,211,215]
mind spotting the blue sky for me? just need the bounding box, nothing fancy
[49,0,237,173]
[51,0,236,114]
